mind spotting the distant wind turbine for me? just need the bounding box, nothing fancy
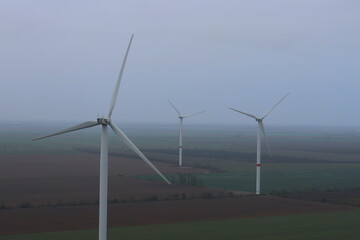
[229,93,289,195]
[33,34,171,240]
[168,100,205,167]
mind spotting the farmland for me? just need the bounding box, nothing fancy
[1,209,359,240]
[0,197,357,236]
[0,122,360,238]
[142,164,360,193]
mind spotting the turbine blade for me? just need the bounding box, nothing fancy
[167,99,181,116]
[228,107,257,119]
[32,121,99,141]
[261,93,289,120]
[260,121,271,157]
[109,123,171,185]
[107,34,134,118]
[183,111,205,118]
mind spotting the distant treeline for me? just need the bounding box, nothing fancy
[142,149,331,163]
[0,189,236,210]
[169,173,204,187]
[271,187,360,207]
[75,147,358,164]
[146,149,256,160]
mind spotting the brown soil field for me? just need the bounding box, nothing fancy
[0,196,357,235]
[0,154,220,207]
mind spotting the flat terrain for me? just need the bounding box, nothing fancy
[1,123,360,239]
[0,196,356,235]
[2,210,360,240]
[0,154,221,207]
[276,189,360,206]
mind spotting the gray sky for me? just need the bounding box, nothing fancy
[0,0,359,126]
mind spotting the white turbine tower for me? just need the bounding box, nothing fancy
[33,34,171,240]
[229,93,289,195]
[168,100,204,167]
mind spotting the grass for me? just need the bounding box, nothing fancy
[1,210,359,240]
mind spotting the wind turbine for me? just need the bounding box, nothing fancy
[33,34,171,240]
[168,100,205,167]
[228,93,288,195]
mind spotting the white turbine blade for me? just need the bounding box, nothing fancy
[228,107,258,119]
[167,99,181,116]
[183,111,205,118]
[109,122,171,185]
[32,121,99,141]
[259,121,271,157]
[107,34,134,118]
[261,93,289,120]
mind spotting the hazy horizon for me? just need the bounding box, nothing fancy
[2,120,360,131]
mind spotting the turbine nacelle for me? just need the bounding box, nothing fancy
[97,118,111,125]
[168,99,205,119]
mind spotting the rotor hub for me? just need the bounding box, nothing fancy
[97,118,111,125]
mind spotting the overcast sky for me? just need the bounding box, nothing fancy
[0,0,359,126]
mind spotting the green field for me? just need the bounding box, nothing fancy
[1,210,359,240]
[140,162,360,193]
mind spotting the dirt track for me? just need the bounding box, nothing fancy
[0,196,357,235]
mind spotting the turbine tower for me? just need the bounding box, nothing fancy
[229,93,288,195]
[33,35,171,240]
[168,100,204,167]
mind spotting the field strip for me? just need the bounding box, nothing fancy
[0,209,359,240]
[0,196,357,236]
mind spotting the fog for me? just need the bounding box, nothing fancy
[0,0,359,126]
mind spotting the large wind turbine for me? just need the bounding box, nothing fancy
[33,35,171,240]
[168,100,204,167]
[229,93,288,195]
